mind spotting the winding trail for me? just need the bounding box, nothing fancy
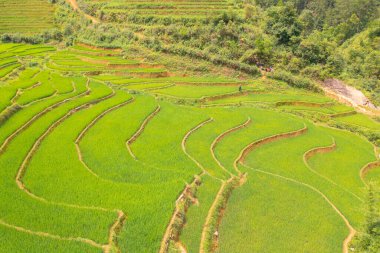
[126,105,161,159]
[303,139,363,202]
[76,97,135,178]
[199,180,227,253]
[210,118,251,176]
[247,167,356,253]
[66,0,99,23]
[159,176,201,253]
[199,176,238,253]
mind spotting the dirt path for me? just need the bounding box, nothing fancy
[199,180,227,253]
[210,118,251,176]
[182,118,214,173]
[322,79,379,116]
[250,167,356,253]
[199,176,241,253]
[159,176,201,253]
[126,105,161,159]
[66,0,99,24]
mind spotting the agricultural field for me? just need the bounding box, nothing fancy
[0,0,56,33]
[77,0,242,22]
[0,41,379,253]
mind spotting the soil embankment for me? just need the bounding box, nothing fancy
[322,79,379,115]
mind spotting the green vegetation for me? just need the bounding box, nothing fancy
[0,0,56,34]
[0,0,379,252]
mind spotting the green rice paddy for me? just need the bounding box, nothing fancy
[0,0,56,33]
[0,42,379,253]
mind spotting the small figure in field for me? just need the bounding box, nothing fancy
[239,85,243,92]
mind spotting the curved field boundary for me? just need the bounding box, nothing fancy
[234,124,308,174]
[210,118,252,177]
[10,89,22,104]
[0,219,103,249]
[23,82,42,92]
[9,82,41,106]
[330,111,357,118]
[104,211,127,253]
[143,84,175,91]
[21,90,59,108]
[199,103,241,108]
[0,104,22,127]
[250,167,356,253]
[107,63,165,70]
[76,43,122,53]
[16,91,116,205]
[199,176,241,253]
[200,91,253,103]
[181,118,214,173]
[175,82,247,87]
[79,56,109,65]
[75,97,135,178]
[360,160,380,185]
[303,139,363,202]
[13,89,128,251]
[0,81,90,155]
[276,101,334,108]
[159,176,202,253]
[126,105,161,159]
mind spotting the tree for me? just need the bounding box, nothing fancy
[265,3,303,45]
[297,30,335,64]
[350,183,380,253]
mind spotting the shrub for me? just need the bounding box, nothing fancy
[269,70,321,92]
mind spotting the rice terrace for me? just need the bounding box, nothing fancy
[0,0,379,253]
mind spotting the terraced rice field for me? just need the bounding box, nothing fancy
[0,42,379,253]
[0,0,56,33]
[78,0,241,22]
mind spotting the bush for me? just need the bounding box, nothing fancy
[269,70,321,92]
